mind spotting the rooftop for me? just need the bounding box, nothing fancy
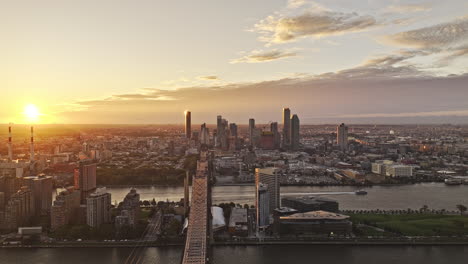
[280,210,350,221]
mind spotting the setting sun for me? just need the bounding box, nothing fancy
[24,104,40,122]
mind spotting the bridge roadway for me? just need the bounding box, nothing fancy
[182,151,210,264]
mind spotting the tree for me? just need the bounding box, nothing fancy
[456,204,467,215]
[420,205,429,213]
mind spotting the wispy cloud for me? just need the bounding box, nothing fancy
[287,0,307,9]
[382,17,468,65]
[383,17,468,49]
[59,56,468,124]
[385,3,432,14]
[197,75,219,80]
[254,10,378,43]
[231,49,297,63]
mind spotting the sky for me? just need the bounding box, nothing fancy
[1,0,467,124]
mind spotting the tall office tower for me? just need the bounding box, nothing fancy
[256,183,270,229]
[200,123,209,145]
[229,123,238,138]
[290,114,300,150]
[22,175,53,215]
[51,187,81,230]
[4,186,35,230]
[216,115,222,147]
[337,123,349,151]
[248,118,255,145]
[219,118,229,150]
[7,124,13,161]
[270,122,280,149]
[184,171,190,217]
[86,187,111,228]
[185,111,192,139]
[255,168,280,213]
[229,123,238,150]
[74,160,97,204]
[282,108,291,148]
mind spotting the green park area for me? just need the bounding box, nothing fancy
[350,213,468,237]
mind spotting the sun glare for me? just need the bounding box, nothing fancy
[24,104,40,122]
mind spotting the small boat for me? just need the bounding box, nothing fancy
[445,178,462,185]
[355,190,368,195]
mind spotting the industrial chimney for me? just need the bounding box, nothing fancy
[30,126,35,162]
[7,123,13,161]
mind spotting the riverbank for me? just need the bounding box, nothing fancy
[2,239,468,249]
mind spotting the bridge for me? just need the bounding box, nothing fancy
[182,150,212,264]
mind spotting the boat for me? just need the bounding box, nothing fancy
[355,190,368,195]
[444,178,462,185]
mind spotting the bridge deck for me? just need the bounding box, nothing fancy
[182,159,209,264]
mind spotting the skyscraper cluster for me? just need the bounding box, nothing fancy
[282,108,301,150]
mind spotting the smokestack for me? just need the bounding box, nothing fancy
[7,124,12,161]
[30,126,34,162]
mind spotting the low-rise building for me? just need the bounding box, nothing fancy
[279,210,352,235]
[386,165,413,177]
[228,207,248,236]
[281,196,339,213]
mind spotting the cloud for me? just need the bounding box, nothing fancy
[60,57,468,124]
[385,3,432,13]
[197,75,219,80]
[230,49,297,63]
[254,10,378,43]
[384,17,468,49]
[382,17,468,66]
[287,0,307,9]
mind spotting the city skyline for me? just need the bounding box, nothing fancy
[2,0,468,124]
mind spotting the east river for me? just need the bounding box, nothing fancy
[75,183,468,211]
[1,245,468,264]
[4,183,467,263]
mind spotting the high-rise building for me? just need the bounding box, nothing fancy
[259,132,275,150]
[116,188,140,228]
[337,123,349,151]
[4,186,34,230]
[185,111,192,139]
[200,123,210,145]
[282,108,291,148]
[74,160,97,204]
[216,115,222,147]
[229,123,238,138]
[22,175,53,215]
[249,118,255,146]
[270,122,280,149]
[51,187,81,230]
[290,114,300,150]
[184,171,190,217]
[216,115,228,149]
[256,183,270,229]
[229,123,238,151]
[0,174,21,202]
[255,168,280,214]
[86,187,111,228]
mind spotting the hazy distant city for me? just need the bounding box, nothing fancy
[1,107,467,264]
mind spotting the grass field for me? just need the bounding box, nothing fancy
[350,214,468,236]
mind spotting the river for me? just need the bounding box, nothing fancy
[59,183,468,210]
[1,245,467,264]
